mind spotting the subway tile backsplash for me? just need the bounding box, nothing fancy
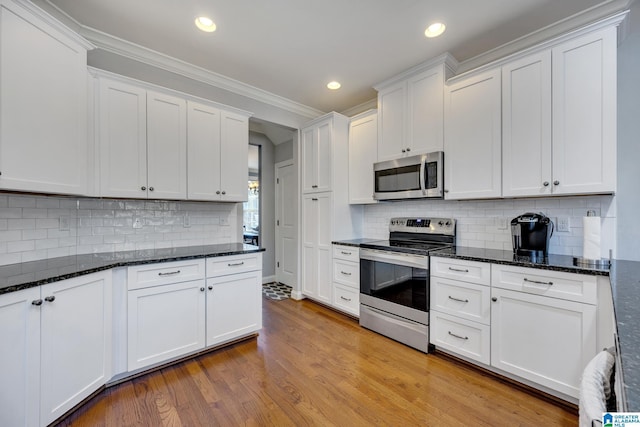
[0,194,239,266]
[363,195,616,258]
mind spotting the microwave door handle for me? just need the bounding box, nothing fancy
[419,158,426,194]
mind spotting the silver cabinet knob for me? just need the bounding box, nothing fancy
[208,286,213,290]
[216,190,221,195]
[32,299,43,306]
[141,186,146,191]
[149,187,154,191]
[543,181,549,187]
[401,149,406,153]
[553,180,560,186]
[492,297,497,302]
[406,147,411,152]
[221,191,226,195]
[44,296,55,302]
[200,287,205,292]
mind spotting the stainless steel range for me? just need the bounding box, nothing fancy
[359,217,456,353]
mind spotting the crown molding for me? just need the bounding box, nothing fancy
[373,52,459,91]
[340,98,377,118]
[76,25,325,120]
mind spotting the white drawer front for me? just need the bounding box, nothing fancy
[333,245,359,262]
[127,259,205,290]
[430,311,490,365]
[333,259,359,288]
[431,257,491,286]
[430,277,491,325]
[207,253,261,277]
[332,284,359,316]
[491,264,597,304]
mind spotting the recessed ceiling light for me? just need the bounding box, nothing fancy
[424,22,446,38]
[327,81,341,90]
[195,16,216,32]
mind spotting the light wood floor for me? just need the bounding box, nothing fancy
[58,298,578,426]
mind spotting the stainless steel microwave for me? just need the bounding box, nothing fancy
[373,152,444,200]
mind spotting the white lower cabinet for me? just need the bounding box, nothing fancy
[127,254,262,371]
[331,244,360,316]
[430,257,600,401]
[0,271,112,427]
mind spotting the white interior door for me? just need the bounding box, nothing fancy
[275,160,297,287]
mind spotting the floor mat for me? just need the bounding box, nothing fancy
[262,282,292,301]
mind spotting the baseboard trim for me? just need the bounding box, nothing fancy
[262,275,276,284]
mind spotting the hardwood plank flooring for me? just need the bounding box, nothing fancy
[57,298,578,426]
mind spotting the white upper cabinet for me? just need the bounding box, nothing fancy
[551,27,617,195]
[375,55,455,162]
[147,91,187,199]
[302,119,332,193]
[187,102,249,202]
[502,51,552,197]
[348,110,378,204]
[98,79,147,198]
[444,68,502,200]
[0,0,91,195]
[503,26,617,197]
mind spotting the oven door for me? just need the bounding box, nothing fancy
[359,249,429,324]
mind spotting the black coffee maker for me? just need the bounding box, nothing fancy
[510,213,554,258]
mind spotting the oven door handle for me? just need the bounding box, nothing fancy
[419,156,427,195]
[360,249,429,269]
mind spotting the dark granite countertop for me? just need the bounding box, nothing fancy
[0,243,264,296]
[332,238,381,247]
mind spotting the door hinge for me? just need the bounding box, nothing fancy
[277,261,280,268]
[277,219,280,226]
[277,178,280,184]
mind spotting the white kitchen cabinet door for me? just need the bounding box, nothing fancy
[206,271,261,347]
[40,271,112,426]
[502,51,552,197]
[127,279,206,371]
[147,90,187,199]
[187,102,221,201]
[98,78,148,198]
[491,287,597,398]
[407,66,445,154]
[552,27,617,195]
[301,119,332,193]
[219,110,249,202]
[348,110,378,204]
[301,192,332,304]
[0,0,89,196]
[444,68,502,199]
[377,82,406,161]
[0,287,40,427]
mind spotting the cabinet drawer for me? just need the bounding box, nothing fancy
[332,284,359,317]
[430,311,490,365]
[333,259,359,288]
[491,264,597,304]
[128,259,205,290]
[430,257,490,286]
[333,245,359,262]
[207,253,261,277]
[430,276,491,325]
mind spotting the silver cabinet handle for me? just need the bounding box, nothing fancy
[448,296,469,303]
[149,187,154,191]
[158,270,181,276]
[311,185,318,188]
[448,267,469,273]
[543,181,549,186]
[448,331,469,340]
[312,198,318,201]
[553,180,560,186]
[44,296,55,302]
[32,299,43,306]
[228,261,245,267]
[141,186,146,191]
[340,251,352,255]
[524,277,553,286]
[340,296,352,302]
[340,271,352,276]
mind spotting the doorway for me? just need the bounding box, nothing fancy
[275,160,297,287]
[244,144,260,245]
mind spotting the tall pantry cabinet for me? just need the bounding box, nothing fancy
[300,112,362,304]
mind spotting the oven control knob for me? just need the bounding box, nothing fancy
[445,221,451,227]
[438,221,444,227]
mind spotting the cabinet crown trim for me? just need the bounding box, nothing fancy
[374,52,458,91]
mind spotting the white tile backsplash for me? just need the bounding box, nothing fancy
[364,195,616,258]
[0,194,240,266]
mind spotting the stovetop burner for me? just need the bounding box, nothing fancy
[360,217,456,255]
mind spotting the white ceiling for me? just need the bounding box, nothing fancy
[48,0,626,114]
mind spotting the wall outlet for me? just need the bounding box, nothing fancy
[183,213,191,228]
[557,216,570,232]
[132,217,143,229]
[59,216,70,231]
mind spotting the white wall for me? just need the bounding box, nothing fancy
[616,1,640,261]
[364,195,615,258]
[0,194,238,266]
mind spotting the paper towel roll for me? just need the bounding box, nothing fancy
[583,214,601,261]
